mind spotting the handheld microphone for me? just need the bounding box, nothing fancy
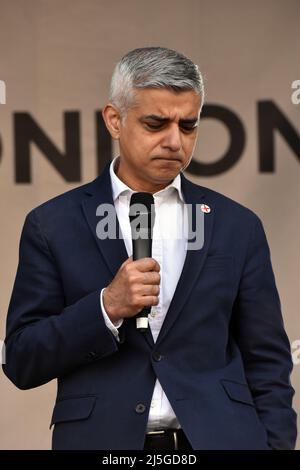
[129,192,155,332]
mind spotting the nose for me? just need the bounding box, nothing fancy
[162,124,182,152]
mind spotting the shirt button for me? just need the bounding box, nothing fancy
[151,309,157,318]
[135,403,146,414]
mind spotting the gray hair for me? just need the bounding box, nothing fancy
[109,47,204,117]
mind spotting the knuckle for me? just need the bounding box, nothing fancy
[151,259,157,268]
[146,258,156,270]
[132,299,140,309]
[130,285,138,295]
[123,263,132,275]
[128,273,138,284]
[129,292,138,303]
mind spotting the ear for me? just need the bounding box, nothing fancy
[102,104,122,139]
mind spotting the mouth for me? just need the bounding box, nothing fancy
[152,157,182,162]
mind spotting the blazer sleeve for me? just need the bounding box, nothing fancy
[232,214,297,449]
[2,209,120,390]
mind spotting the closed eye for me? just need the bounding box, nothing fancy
[146,123,163,129]
[145,123,197,132]
[180,124,198,133]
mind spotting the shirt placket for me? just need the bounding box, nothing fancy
[149,196,163,343]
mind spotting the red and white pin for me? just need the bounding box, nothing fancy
[200,203,211,214]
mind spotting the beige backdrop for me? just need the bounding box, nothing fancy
[0,0,299,449]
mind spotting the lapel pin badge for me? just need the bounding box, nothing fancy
[200,203,211,214]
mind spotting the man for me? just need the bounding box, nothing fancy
[3,47,297,450]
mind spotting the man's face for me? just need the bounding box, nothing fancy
[112,88,201,192]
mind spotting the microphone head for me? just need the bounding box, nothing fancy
[129,192,155,219]
[129,192,155,240]
[129,192,154,211]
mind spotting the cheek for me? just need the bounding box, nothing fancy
[181,136,194,154]
[122,136,154,165]
[121,132,140,156]
[135,134,161,156]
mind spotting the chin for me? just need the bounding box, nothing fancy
[157,166,181,175]
[152,170,179,183]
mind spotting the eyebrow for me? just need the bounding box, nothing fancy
[140,114,199,125]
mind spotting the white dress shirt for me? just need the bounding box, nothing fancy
[100,156,188,431]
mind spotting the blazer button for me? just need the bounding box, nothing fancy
[87,351,98,360]
[152,352,163,362]
[135,403,146,414]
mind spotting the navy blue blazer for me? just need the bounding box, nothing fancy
[3,165,297,449]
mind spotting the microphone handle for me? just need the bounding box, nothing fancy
[132,236,152,332]
[136,307,151,332]
[132,237,152,260]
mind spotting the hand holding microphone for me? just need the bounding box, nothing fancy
[129,192,155,331]
[103,193,159,331]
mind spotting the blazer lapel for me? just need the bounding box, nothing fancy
[156,173,215,346]
[81,164,128,278]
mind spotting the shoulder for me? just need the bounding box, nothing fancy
[182,175,261,226]
[183,177,269,252]
[24,178,101,231]
[36,180,95,210]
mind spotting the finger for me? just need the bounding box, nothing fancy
[141,272,161,285]
[136,284,160,296]
[135,258,160,272]
[139,295,159,307]
[152,259,161,272]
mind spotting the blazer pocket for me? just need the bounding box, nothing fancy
[50,396,97,428]
[221,379,254,406]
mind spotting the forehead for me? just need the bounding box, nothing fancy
[131,88,201,119]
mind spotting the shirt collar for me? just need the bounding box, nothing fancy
[109,156,185,203]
